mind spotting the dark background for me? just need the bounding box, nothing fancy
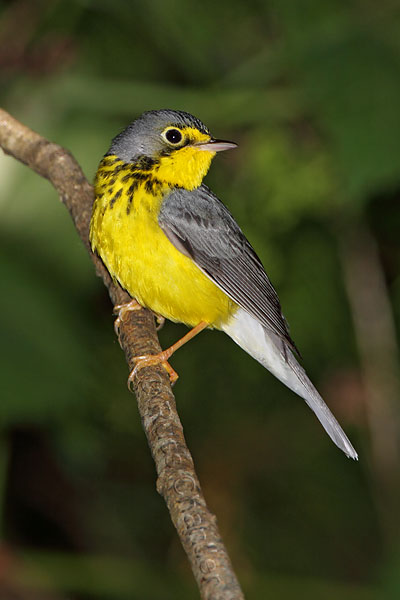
[1,0,400,598]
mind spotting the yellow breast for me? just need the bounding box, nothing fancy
[90,156,236,328]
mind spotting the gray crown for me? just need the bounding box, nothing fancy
[109,109,210,163]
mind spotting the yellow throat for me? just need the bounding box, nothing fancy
[89,126,237,328]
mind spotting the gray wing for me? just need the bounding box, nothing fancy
[158,185,299,354]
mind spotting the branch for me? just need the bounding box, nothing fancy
[0,109,245,600]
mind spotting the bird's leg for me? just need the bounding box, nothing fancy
[128,321,208,388]
[114,298,142,335]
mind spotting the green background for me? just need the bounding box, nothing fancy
[1,0,400,598]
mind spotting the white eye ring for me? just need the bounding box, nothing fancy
[162,127,183,145]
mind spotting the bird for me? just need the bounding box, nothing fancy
[90,109,357,460]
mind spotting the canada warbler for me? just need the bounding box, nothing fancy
[90,109,357,460]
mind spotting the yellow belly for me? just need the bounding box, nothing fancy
[90,179,236,328]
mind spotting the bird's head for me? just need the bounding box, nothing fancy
[109,109,237,190]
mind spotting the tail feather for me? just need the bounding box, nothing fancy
[222,308,358,460]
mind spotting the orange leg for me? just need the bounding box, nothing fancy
[114,298,142,335]
[128,321,208,388]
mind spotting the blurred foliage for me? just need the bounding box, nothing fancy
[1,0,400,598]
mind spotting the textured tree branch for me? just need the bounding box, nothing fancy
[0,108,245,600]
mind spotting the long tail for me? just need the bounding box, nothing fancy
[221,308,358,460]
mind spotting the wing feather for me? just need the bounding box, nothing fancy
[158,185,299,353]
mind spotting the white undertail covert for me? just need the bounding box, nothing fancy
[222,308,358,460]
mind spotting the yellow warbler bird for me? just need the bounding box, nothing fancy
[90,109,357,460]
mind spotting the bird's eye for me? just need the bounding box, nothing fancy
[163,128,183,145]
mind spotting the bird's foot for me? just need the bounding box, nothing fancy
[155,314,166,331]
[114,299,142,335]
[127,321,208,390]
[128,351,179,389]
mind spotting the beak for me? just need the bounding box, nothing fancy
[194,138,238,152]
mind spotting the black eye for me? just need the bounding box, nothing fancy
[165,128,182,144]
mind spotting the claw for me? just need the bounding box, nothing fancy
[127,353,179,390]
[155,315,166,331]
[114,299,142,335]
[126,321,208,391]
